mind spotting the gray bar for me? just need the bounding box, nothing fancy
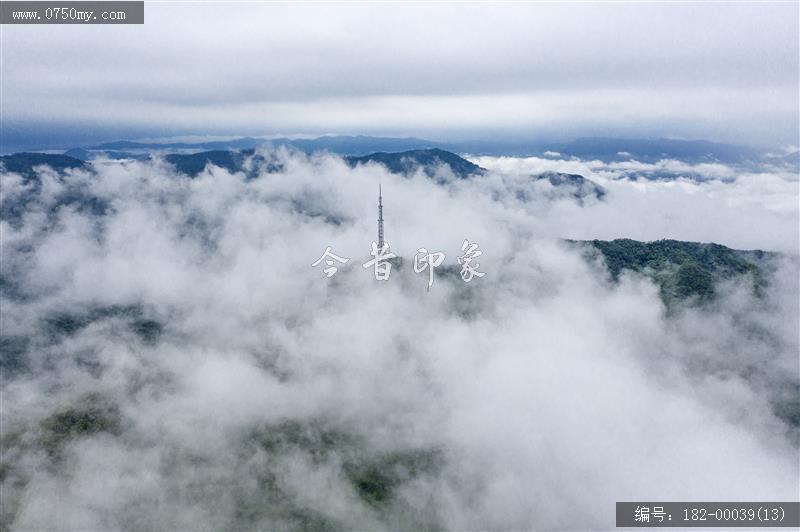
[617,502,800,527]
[1,1,143,24]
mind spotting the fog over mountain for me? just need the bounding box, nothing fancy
[1,148,797,529]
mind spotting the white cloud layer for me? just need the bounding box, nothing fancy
[1,151,798,529]
[470,155,799,253]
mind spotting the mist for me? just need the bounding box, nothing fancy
[1,149,798,530]
[470,155,799,253]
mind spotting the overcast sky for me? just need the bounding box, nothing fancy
[2,2,798,150]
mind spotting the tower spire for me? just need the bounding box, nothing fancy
[377,183,384,249]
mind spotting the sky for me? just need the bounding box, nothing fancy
[2,2,799,151]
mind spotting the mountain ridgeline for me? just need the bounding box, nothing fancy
[0,152,89,178]
[344,148,486,180]
[577,238,775,305]
[534,172,606,201]
[1,147,601,191]
[27,134,778,164]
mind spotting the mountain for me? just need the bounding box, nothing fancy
[63,148,144,161]
[0,154,105,225]
[50,135,777,165]
[93,137,266,152]
[579,238,773,304]
[62,148,94,160]
[1,148,278,178]
[579,237,796,435]
[769,150,800,172]
[270,135,445,155]
[345,148,486,180]
[90,136,444,156]
[534,172,605,200]
[163,149,283,178]
[2,147,485,180]
[0,153,87,178]
[164,150,248,176]
[557,137,761,164]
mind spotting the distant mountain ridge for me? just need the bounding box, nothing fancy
[275,136,442,155]
[345,148,486,180]
[0,148,488,180]
[534,171,605,200]
[0,153,88,178]
[47,135,768,164]
[94,137,266,152]
[559,137,762,164]
[90,136,443,156]
[63,148,146,161]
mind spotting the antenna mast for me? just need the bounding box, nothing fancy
[377,183,384,249]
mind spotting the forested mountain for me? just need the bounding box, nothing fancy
[579,238,773,304]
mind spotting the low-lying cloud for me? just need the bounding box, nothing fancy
[470,155,799,253]
[1,149,798,530]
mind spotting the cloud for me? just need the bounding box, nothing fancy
[1,150,798,529]
[469,155,799,253]
[2,3,798,147]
